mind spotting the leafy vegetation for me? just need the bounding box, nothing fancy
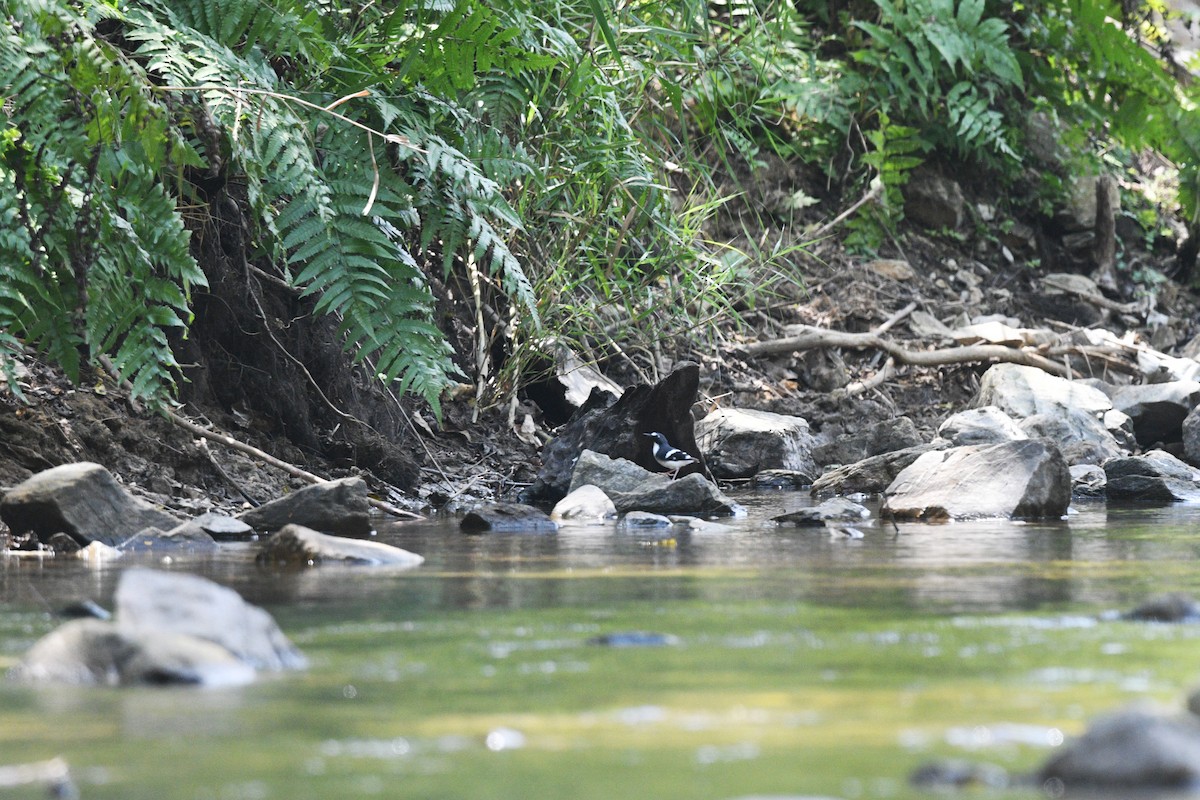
[1,0,1199,420]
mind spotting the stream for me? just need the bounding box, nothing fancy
[3,492,1200,799]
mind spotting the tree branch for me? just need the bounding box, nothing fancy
[739,324,1074,378]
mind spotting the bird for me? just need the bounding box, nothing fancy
[643,431,698,479]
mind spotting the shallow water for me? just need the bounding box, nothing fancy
[4,494,1200,799]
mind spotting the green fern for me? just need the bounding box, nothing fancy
[0,0,205,401]
[853,0,1022,160]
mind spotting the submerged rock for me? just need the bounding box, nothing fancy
[774,497,870,526]
[238,477,372,538]
[12,568,304,686]
[0,462,180,547]
[883,440,1070,521]
[619,511,672,528]
[550,484,616,524]
[461,502,558,533]
[118,518,219,554]
[749,469,813,489]
[910,758,1009,790]
[11,618,255,687]
[258,524,424,567]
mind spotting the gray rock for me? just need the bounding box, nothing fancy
[669,516,736,534]
[812,417,923,466]
[550,484,617,524]
[811,442,946,497]
[115,568,306,671]
[461,502,558,533]
[938,406,1027,446]
[1019,409,1124,466]
[1185,404,1200,466]
[903,171,965,229]
[1108,450,1199,482]
[568,450,743,516]
[774,497,870,526]
[258,524,424,567]
[1037,707,1200,790]
[973,363,1112,419]
[1111,381,1200,446]
[749,469,813,489]
[193,512,253,540]
[1125,593,1200,622]
[238,477,371,538]
[619,511,672,528]
[10,618,255,687]
[1070,464,1106,497]
[118,519,219,554]
[695,408,819,479]
[1104,450,1200,503]
[0,462,180,547]
[883,440,1071,521]
[910,758,1009,789]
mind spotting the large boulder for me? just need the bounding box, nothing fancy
[695,408,819,479]
[1104,451,1200,503]
[524,363,705,504]
[883,440,1071,521]
[258,524,425,566]
[238,477,371,538]
[568,450,742,516]
[1109,381,1200,446]
[973,363,1112,419]
[1037,708,1200,791]
[0,462,180,547]
[12,569,304,686]
[115,568,306,671]
[971,364,1127,464]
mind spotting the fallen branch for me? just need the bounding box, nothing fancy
[168,413,422,519]
[740,324,1074,378]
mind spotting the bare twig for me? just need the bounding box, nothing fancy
[873,301,917,335]
[809,178,884,240]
